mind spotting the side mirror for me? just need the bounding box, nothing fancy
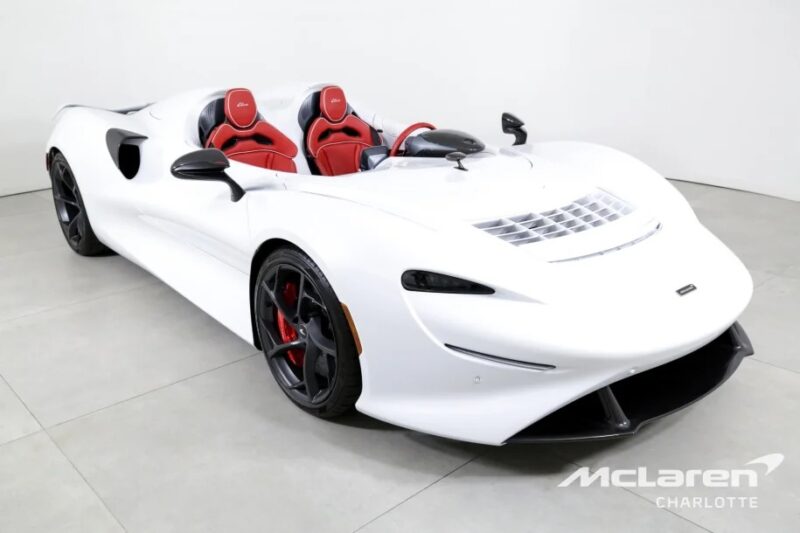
[501,112,527,146]
[170,149,245,202]
[445,151,468,171]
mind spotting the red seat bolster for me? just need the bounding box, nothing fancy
[306,115,375,176]
[206,122,298,173]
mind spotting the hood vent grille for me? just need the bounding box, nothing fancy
[474,190,635,246]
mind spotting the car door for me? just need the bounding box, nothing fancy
[127,145,284,342]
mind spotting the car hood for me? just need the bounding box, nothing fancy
[288,151,661,263]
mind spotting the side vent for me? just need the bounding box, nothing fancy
[106,128,147,179]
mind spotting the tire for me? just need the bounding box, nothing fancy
[48,153,112,256]
[254,247,362,418]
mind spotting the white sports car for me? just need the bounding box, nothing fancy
[45,84,753,445]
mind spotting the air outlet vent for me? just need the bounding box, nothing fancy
[474,190,635,246]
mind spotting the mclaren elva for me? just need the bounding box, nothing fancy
[44,84,753,445]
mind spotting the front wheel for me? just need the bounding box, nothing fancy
[254,247,361,418]
[48,153,112,256]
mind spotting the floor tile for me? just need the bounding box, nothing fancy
[360,445,703,533]
[780,263,800,280]
[0,210,65,258]
[33,189,54,202]
[0,283,257,427]
[669,179,717,203]
[687,187,800,276]
[0,246,156,323]
[0,432,124,533]
[0,192,52,218]
[744,268,773,290]
[0,375,40,445]
[50,356,480,533]
[740,275,800,373]
[554,358,800,533]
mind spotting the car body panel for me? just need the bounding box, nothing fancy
[45,86,753,444]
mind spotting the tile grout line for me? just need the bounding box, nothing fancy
[351,453,483,532]
[0,428,45,450]
[0,351,262,531]
[0,277,161,326]
[748,355,800,376]
[0,188,51,200]
[0,372,44,447]
[44,432,129,533]
[47,351,262,431]
[0,373,128,531]
[551,450,714,533]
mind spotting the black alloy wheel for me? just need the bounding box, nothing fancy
[254,248,361,417]
[48,153,111,256]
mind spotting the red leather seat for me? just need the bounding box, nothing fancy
[305,86,380,176]
[206,88,298,173]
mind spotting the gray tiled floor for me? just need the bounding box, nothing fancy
[0,184,798,532]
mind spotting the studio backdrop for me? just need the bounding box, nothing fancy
[1,0,797,200]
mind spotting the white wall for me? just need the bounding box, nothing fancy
[1,0,798,200]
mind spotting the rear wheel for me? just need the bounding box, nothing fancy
[254,248,361,418]
[48,153,111,256]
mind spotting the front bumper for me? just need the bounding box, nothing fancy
[507,322,753,442]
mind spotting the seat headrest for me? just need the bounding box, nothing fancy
[320,86,347,123]
[224,88,258,129]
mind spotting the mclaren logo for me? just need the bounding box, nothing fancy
[558,454,783,489]
[557,453,784,509]
[676,283,697,296]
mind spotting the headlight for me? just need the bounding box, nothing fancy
[401,270,494,294]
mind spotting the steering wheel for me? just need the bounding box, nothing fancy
[390,122,436,157]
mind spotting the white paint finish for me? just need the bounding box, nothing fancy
[0,432,125,533]
[41,87,754,444]
[1,1,798,199]
[0,187,796,531]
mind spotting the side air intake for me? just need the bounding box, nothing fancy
[106,128,147,180]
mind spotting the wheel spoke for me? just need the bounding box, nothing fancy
[267,339,305,359]
[303,343,321,401]
[325,353,336,382]
[58,165,75,192]
[301,289,324,312]
[306,316,335,354]
[67,214,81,241]
[258,261,340,407]
[261,280,295,321]
[54,194,79,207]
[295,273,306,319]
[256,314,280,346]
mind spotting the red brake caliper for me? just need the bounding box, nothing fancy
[275,282,305,366]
